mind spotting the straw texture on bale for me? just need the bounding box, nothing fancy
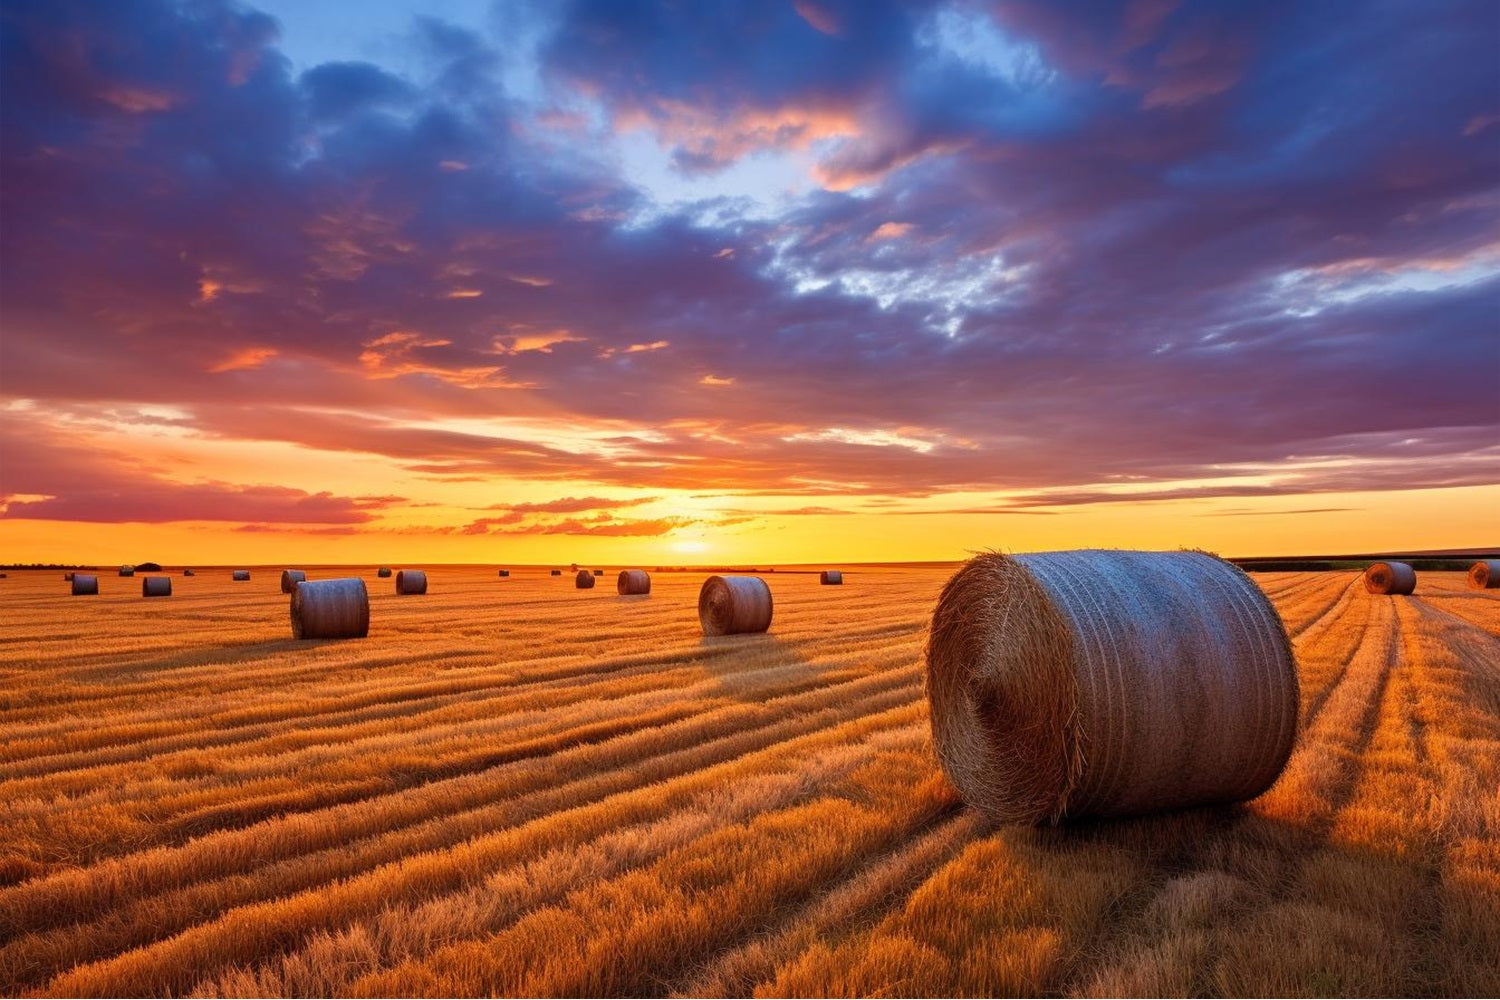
[232,570,250,581]
[576,570,596,589]
[280,569,307,594]
[395,570,428,595]
[1364,561,1416,595]
[119,566,135,577]
[497,569,510,577]
[377,567,392,578]
[820,570,843,585]
[925,550,1298,825]
[1467,560,1500,589]
[141,577,172,598]
[699,575,773,636]
[71,574,98,596]
[291,577,369,639]
[617,569,651,595]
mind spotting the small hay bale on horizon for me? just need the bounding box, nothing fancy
[1468,560,1500,589]
[498,569,510,577]
[71,574,99,596]
[551,569,562,576]
[594,569,604,577]
[119,566,135,577]
[699,575,773,635]
[395,570,428,595]
[377,567,393,578]
[232,570,251,581]
[1364,561,1416,595]
[281,569,307,594]
[925,549,1297,825]
[183,569,195,576]
[141,577,172,598]
[292,577,369,639]
[576,570,596,589]
[618,569,651,595]
[820,570,843,585]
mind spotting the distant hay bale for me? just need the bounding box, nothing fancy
[280,569,307,594]
[924,550,1298,825]
[64,572,73,581]
[395,570,428,595]
[119,566,135,577]
[618,569,651,595]
[183,569,195,576]
[1468,560,1500,589]
[232,570,250,581]
[576,570,596,589]
[1364,561,1416,595]
[377,567,393,578]
[498,569,510,578]
[141,577,172,598]
[594,569,604,577]
[820,570,843,585]
[291,577,369,639]
[551,569,562,576]
[699,575,773,635]
[71,574,98,596]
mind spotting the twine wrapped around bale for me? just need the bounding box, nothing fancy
[281,569,307,594]
[377,567,393,578]
[498,569,510,578]
[1364,561,1416,595]
[820,570,843,585]
[119,566,135,577]
[291,577,369,639]
[71,574,98,596]
[924,550,1298,824]
[395,570,428,595]
[699,575,773,635]
[576,570,596,589]
[1468,560,1500,590]
[232,570,251,581]
[141,577,172,598]
[618,569,651,595]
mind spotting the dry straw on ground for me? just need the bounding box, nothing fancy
[70,574,97,595]
[280,570,307,594]
[395,571,428,596]
[1364,561,1416,595]
[290,577,370,639]
[232,570,250,581]
[617,570,651,595]
[925,550,1298,824]
[1468,560,1500,589]
[576,570,596,589]
[820,570,843,585]
[141,577,172,598]
[699,575,774,635]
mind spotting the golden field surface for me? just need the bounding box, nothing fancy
[0,565,1497,997]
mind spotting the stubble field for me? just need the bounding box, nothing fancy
[0,565,1496,997]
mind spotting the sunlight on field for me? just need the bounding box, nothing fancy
[0,568,1496,996]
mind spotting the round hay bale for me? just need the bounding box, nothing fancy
[551,569,562,576]
[395,570,427,595]
[699,575,773,635]
[618,569,651,595]
[1467,560,1500,589]
[1364,561,1416,595]
[594,569,604,577]
[820,570,843,585]
[291,577,369,639]
[232,570,250,581]
[119,566,135,577]
[71,574,99,596]
[377,567,393,578]
[280,569,307,594]
[925,550,1298,825]
[498,569,510,578]
[141,577,172,598]
[183,569,195,576]
[576,570,596,589]
[64,572,73,581]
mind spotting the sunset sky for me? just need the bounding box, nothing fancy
[1,0,1496,565]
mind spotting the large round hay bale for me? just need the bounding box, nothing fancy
[280,569,307,594]
[497,569,510,578]
[1467,560,1500,589]
[119,566,135,577]
[141,577,172,598]
[71,574,98,596]
[618,569,651,595]
[576,570,596,589]
[377,567,392,578]
[820,570,843,585]
[395,570,427,595]
[291,577,369,639]
[925,550,1298,825]
[232,570,250,581]
[1364,561,1416,595]
[699,575,773,635]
